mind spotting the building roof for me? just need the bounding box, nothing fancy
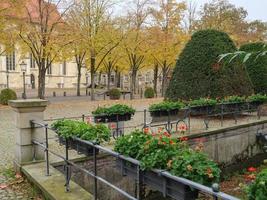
[0,0,62,25]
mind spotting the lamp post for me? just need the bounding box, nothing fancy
[20,61,27,99]
[6,70,9,88]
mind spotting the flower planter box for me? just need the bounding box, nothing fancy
[75,139,99,156]
[58,137,98,156]
[150,109,179,118]
[58,137,77,149]
[94,113,132,123]
[116,159,198,200]
[222,102,246,113]
[190,105,215,116]
[248,101,264,110]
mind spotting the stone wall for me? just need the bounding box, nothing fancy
[188,120,267,168]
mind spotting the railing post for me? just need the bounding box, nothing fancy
[93,146,98,200]
[44,124,50,176]
[143,109,147,129]
[136,165,144,200]
[65,138,70,192]
[9,99,49,172]
[82,114,85,122]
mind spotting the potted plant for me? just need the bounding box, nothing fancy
[92,104,135,123]
[220,95,246,113]
[149,101,184,118]
[247,94,267,110]
[114,130,221,200]
[188,98,217,116]
[51,120,110,156]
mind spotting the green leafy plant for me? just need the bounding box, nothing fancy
[51,119,110,143]
[92,104,135,116]
[221,95,246,104]
[189,98,217,107]
[170,148,221,186]
[0,88,17,105]
[108,88,121,100]
[144,87,155,98]
[114,130,152,158]
[246,168,267,200]
[247,94,267,103]
[149,101,184,112]
[114,129,220,186]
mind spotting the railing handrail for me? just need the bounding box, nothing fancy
[31,120,240,200]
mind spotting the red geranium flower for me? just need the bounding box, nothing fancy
[247,167,257,172]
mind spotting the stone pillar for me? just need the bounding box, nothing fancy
[9,99,49,171]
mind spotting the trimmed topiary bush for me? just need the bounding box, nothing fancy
[108,88,121,100]
[165,29,253,100]
[0,88,17,105]
[144,87,155,98]
[239,42,267,94]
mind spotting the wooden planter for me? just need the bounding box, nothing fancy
[94,113,132,123]
[116,159,198,200]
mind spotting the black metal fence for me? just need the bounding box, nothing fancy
[43,102,264,139]
[30,120,241,200]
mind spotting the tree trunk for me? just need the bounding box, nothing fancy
[38,68,46,99]
[77,64,81,96]
[153,63,159,97]
[98,71,102,85]
[90,53,96,101]
[130,69,137,99]
[107,69,111,91]
[116,72,121,88]
[162,63,169,97]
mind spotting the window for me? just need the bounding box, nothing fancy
[47,65,52,75]
[30,54,36,68]
[111,75,115,84]
[62,61,66,75]
[6,51,16,71]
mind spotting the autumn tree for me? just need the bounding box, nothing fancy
[198,0,267,45]
[0,1,17,56]
[13,0,73,99]
[122,0,151,99]
[69,0,122,100]
[149,0,188,96]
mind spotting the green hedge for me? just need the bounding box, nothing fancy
[240,42,267,94]
[144,87,155,98]
[0,89,17,105]
[165,29,253,100]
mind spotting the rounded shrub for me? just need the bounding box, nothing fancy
[109,88,121,100]
[144,87,155,98]
[0,88,17,105]
[240,42,267,94]
[165,29,253,100]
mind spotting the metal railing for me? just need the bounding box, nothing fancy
[43,102,263,139]
[30,120,240,200]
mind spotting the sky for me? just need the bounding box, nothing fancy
[191,0,267,21]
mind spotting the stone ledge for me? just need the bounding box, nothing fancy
[22,162,92,200]
[188,119,267,139]
[9,99,49,108]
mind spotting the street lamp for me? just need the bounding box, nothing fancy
[20,61,27,99]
